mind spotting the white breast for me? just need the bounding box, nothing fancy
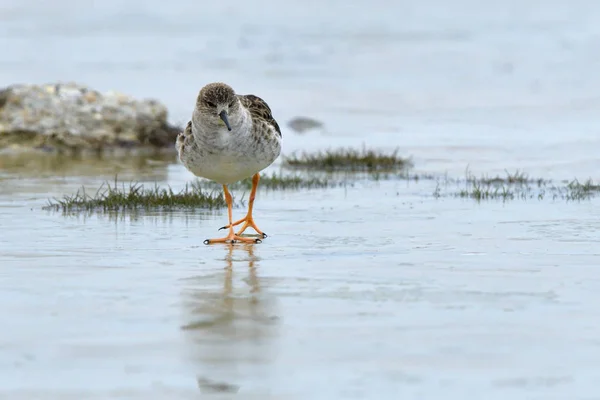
[180,112,281,185]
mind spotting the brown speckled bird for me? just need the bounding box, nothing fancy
[176,82,282,245]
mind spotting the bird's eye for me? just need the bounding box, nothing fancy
[206,101,216,108]
[229,101,235,107]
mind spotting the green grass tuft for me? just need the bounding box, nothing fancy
[465,169,549,186]
[283,147,412,172]
[435,171,600,202]
[564,179,600,200]
[43,172,341,213]
[44,177,227,212]
[195,171,336,191]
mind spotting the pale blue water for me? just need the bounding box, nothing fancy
[3,0,600,178]
[1,1,600,399]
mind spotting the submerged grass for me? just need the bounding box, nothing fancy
[465,169,549,186]
[45,172,600,213]
[42,155,600,212]
[195,171,338,191]
[564,179,600,200]
[434,169,600,202]
[283,147,412,172]
[44,177,227,212]
[43,172,343,213]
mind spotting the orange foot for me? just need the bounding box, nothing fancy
[204,183,263,246]
[203,227,262,245]
[219,214,267,238]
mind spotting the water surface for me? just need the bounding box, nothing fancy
[1,0,600,399]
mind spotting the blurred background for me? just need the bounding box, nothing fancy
[2,1,600,399]
[2,0,600,176]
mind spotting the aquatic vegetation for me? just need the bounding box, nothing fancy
[283,147,412,172]
[433,171,600,202]
[563,179,600,200]
[44,178,227,212]
[43,172,343,213]
[195,171,337,191]
[41,160,600,214]
[464,169,549,186]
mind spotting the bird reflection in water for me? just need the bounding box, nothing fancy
[180,244,279,394]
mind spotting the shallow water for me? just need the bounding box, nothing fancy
[2,0,600,399]
[2,155,600,399]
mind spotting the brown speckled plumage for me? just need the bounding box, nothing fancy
[237,94,281,137]
[196,82,236,108]
[176,82,282,244]
[176,82,282,185]
[175,120,193,156]
[176,92,281,159]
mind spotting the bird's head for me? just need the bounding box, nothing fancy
[195,82,241,131]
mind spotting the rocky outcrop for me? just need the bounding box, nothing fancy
[0,82,181,152]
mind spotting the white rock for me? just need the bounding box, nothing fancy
[0,82,180,152]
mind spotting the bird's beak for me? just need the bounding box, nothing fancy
[219,110,232,131]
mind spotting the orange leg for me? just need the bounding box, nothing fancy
[204,185,262,245]
[219,173,267,238]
